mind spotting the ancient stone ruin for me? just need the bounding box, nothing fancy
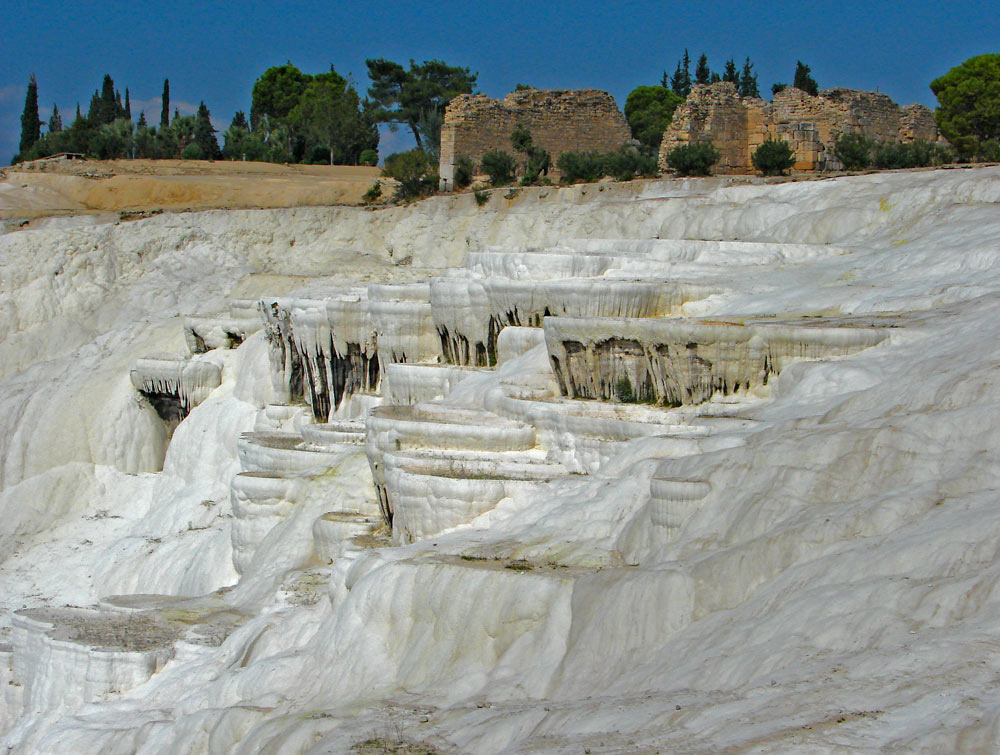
[438,88,631,189]
[659,81,940,173]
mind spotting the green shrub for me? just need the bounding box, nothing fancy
[557,145,658,183]
[615,376,636,403]
[557,150,609,183]
[473,188,490,206]
[511,125,551,184]
[382,149,438,201]
[751,138,796,176]
[978,140,1000,162]
[665,141,720,176]
[180,142,203,160]
[358,149,378,166]
[362,180,382,204]
[833,132,873,170]
[608,145,658,180]
[480,150,516,187]
[454,155,475,189]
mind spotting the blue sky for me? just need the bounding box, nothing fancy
[1,1,996,164]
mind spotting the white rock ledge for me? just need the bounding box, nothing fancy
[544,316,890,405]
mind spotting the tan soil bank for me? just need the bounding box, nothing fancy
[0,158,383,220]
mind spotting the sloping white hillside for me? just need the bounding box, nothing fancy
[1,168,999,752]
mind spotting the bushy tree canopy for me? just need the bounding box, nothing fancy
[365,58,477,153]
[624,86,684,150]
[751,138,795,175]
[290,74,376,165]
[930,54,1000,155]
[251,64,309,131]
[242,64,378,164]
[793,61,819,96]
[382,148,438,200]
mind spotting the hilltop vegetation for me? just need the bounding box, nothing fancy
[11,53,1000,182]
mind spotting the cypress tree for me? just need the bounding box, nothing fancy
[99,75,116,124]
[48,104,62,133]
[695,54,711,85]
[670,50,692,97]
[88,90,100,122]
[161,79,170,127]
[739,58,760,98]
[194,101,219,159]
[137,111,147,128]
[793,61,819,96]
[125,88,131,120]
[723,58,739,85]
[19,74,41,155]
[75,103,82,124]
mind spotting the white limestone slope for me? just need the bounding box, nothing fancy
[0,168,999,752]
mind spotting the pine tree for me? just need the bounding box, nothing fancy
[670,49,692,97]
[19,74,41,156]
[710,72,721,84]
[137,111,147,128]
[230,111,249,130]
[723,58,739,85]
[793,61,819,96]
[48,104,62,133]
[125,88,131,120]
[739,58,760,98]
[695,54,711,85]
[161,79,170,127]
[194,101,219,159]
[660,70,670,89]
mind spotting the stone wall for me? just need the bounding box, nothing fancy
[660,82,941,174]
[439,89,631,189]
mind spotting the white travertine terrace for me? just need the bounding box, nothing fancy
[561,237,849,268]
[11,609,175,716]
[4,168,1000,752]
[467,248,617,279]
[495,325,546,365]
[647,474,712,532]
[182,315,261,353]
[129,358,222,431]
[382,363,480,405]
[229,472,297,574]
[236,431,346,474]
[367,282,440,373]
[429,276,493,366]
[258,293,378,420]
[544,316,889,405]
[483,278,707,329]
[312,512,379,563]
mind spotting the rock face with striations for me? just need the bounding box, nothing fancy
[660,81,941,173]
[438,88,631,189]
